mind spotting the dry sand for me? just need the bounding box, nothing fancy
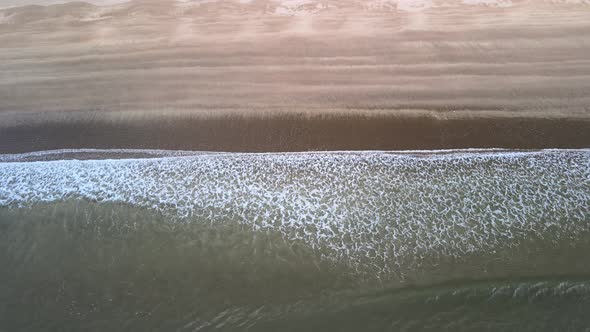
[1,0,589,152]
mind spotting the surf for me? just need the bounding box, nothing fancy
[1,149,589,330]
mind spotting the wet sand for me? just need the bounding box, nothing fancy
[1,112,590,153]
[1,0,590,152]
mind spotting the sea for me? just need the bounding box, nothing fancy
[0,148,589,331]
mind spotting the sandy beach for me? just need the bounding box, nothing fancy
[2,3,590,330]
[1,0,589,152]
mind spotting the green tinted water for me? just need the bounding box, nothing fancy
[1,200,589,331]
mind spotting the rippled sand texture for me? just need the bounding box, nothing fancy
[2,0,590,115]
[1,0,590,151]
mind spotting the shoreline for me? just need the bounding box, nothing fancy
[2,147,589,163]
[1,112,589,154]
[2,1,589,154]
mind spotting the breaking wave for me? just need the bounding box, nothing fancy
[1,149,589,280]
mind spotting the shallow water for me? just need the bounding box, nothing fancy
[0,149,589,331]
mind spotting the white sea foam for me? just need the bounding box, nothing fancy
[1,149,589,277]
[0,148,211,162]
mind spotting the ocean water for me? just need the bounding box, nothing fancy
[0,149,589,331]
